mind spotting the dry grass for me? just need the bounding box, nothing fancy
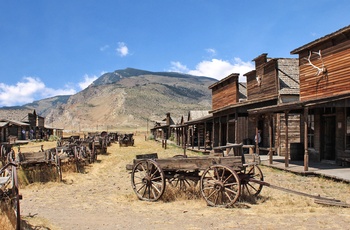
[14,133,350,229]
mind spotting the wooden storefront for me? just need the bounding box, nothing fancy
[209,55,300,157]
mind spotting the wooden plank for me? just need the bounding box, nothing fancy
[157,157,217,170]
[135,153,158,159]
[314,199,350,208]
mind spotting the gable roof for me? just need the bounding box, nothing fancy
[291,24,350,54]
[188,110,209,121]
[276,58,299,95]
[0,119,30,126]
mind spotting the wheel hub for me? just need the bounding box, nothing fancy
[142,176,152,186]
[214,181,224,191]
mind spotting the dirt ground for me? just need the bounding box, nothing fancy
[12,134,350,229]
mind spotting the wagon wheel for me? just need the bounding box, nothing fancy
[200,165,241,207]
[241,165,264,197]
[131,159,166,201]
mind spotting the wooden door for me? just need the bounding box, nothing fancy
[322,115,336,160]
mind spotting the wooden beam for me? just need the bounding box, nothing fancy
[269,114,273,164]
[285,111,289,168]
[304,108,309,171]
[204,122,207,152]
[219,117,222,147]
[255,117,259,155]
[226,115,229,144]
[235,110,238,144]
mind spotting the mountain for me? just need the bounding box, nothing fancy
[1,68,217,131]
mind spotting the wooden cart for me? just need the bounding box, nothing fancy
[128,144,263,207]
[0,162,21,229]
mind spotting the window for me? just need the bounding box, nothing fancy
[308,114,314,148]
[346,108,350,150]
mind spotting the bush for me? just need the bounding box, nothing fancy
[48,135,60,142]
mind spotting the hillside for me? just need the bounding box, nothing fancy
[1,68,216,131]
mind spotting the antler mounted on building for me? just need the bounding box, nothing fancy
[305,50,328,76]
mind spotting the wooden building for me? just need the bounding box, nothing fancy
[291,25,350,167]
[0,119,30,143]
[245,55,300,155]
[250,24,350,169]
[0,110,62,142]
[150,113,175,140]
[208,56,299,157]
[184,111,212,152]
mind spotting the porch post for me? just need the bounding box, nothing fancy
[235,110,238,144]
[219,117,222,147]
[255,116,259,155]
[212,117,215,148]
[191,125,194,150]
[226,115,229,144]
[204,122,207,152]
[269,114,273,165]
[304,108,309,171]
[197,124,200,150]
[285,111,289,168]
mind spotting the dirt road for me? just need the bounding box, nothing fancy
[18,135,350,229]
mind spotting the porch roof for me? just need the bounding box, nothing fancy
[210,95,278,114]
[248,92,350,115]
[185,114,213,125]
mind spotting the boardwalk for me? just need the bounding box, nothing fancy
[260,155,350,183]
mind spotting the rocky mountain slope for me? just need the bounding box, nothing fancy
[1,68,216,131]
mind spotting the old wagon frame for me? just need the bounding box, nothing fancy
[0,162,21,229]
[128,144,263,207]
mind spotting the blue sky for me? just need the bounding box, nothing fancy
[1,0,350,107]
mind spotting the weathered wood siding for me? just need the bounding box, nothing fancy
[275,113,301,156]
[299,39,350,101]
[246,60,278,101]
[211,76,239,111]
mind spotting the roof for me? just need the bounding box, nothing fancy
[185,113,213,125]
[0,119,30,126]
[208,73,239,89]
[238,82,247,99]
[188,110,209,121]
[248,91,350,115]
[210,95,278,114]
[0,109,32,122]
[0,121,9,127]
[277,58,299,95]
[291,24,350,54]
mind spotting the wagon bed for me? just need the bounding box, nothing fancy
[127,144,264,207]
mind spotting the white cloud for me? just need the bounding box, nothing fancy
[206,48,216,56]
[169,61,189,72]
[100,45,110,51]
[0,77,76,107]
[170,58,254,81]
[78,74,98,90]
[116,42,129,57]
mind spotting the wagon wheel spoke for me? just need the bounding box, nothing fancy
[131,159,165,202]
[241,165,264,197]
[200,165,241,207]
[168,175,198,191]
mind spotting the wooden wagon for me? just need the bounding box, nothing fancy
[127,144,264,207]
[0,162,21,229]
[119,133,134,147]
